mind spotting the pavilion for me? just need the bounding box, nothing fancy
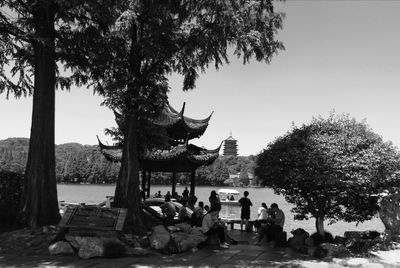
[98,102,221,197]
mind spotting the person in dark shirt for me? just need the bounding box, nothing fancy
[208,190,220,207]
[238,191,253,232]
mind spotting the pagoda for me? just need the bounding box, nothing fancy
[98,102,221,196]
[223,132,238,156]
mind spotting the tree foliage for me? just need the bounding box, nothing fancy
[72,0,284,230]
[255,113,400,235]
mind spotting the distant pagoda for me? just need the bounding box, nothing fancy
[223,132,238,156]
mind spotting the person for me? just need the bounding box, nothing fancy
[178,199,191,222]
[204,205,210,212]
[165,191,171,199]
[229,195,235,201]
[187,192,197,210]
[154,190,162,198]
[160,196,176,225]
[197,201,205,211]
[238,190,253,231]
[201,202,230,248]
[208,190,220,207]
[253,203,269,231]
[182,187,189,198]
[190,207,204,227]
[140,188,146,202]
[255,203,285,246]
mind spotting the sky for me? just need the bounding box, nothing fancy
[1,1,400,156]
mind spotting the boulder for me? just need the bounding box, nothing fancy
[333,235,346,245]
[48,241,74,255]
[288,228,309,253]
[75,237,104,259]
[149,225,170,250]
[313,242,351,259]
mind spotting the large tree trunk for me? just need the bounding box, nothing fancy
[315,216,325,237]
[114,111,145,233]
[18,1,60,227]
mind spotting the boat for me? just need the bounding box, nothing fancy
[218,189,240,206]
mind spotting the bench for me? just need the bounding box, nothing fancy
[225,219,254,232]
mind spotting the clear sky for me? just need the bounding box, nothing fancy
[1,1,400,156]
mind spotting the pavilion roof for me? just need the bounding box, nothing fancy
[114,102,213,142]
[97,138,221,172]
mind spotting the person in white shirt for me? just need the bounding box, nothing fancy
[254,203,285,245]
[253,203,269,231]
[201,202,230,248]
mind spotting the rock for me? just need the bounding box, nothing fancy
[288,228,309,253]
[314,242,351,259]
[76,237,105,259]
[149,225,170,250]
[305,237,314,247]
[48,241,74,255]
[334,235,346,245]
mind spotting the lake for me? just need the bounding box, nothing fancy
[57,184,384,236]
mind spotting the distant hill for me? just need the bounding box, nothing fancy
[0,137,257,186]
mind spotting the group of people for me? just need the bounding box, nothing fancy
[158,189,285,248]
[233,191,286,246]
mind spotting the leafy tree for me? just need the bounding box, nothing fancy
[239,165,250,186]
[207,159,230,186]
[80,0,284,230]
[0,1,117,226]
[255,113,400,236]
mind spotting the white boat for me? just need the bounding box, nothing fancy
[218,189,240,206]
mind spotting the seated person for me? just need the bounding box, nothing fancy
[255,203,285,245]
[190,207,204,227]
[160,196,176,225]
[229,195,235,201]
[201,202,230,248]
[254,203,269,231]
[178,200,191,222]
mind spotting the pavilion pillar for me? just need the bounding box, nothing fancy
[190,170,196,195]
[172,171,176,195]
[146,171,151,197]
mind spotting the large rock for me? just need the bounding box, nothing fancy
[48,241,74,255]
[149,225,170,250]
[75,237,104,259]
[313,242,351,259]
[288,228,309,254]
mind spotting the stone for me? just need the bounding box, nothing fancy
[334,235,346,245]
[48,241,74,255]
[288,228,309,253]
[75,237,105,259]
[314,243,352,259]
[149,225,170,250]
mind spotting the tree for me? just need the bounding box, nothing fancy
[208,159,230,186]
[239,165,250,186]
[82,0,284,231]
[0,1,116,226]
[255,113,400,236]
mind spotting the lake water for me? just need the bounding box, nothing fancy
[57,184,384,236]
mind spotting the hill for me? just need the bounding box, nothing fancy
[0,138,256,186]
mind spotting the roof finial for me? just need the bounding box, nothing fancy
[230,130,232,137]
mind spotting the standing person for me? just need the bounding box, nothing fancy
[238,191,253,232]
[208,190,220,207]
[182,187,189,198]
[201,202,230,248]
